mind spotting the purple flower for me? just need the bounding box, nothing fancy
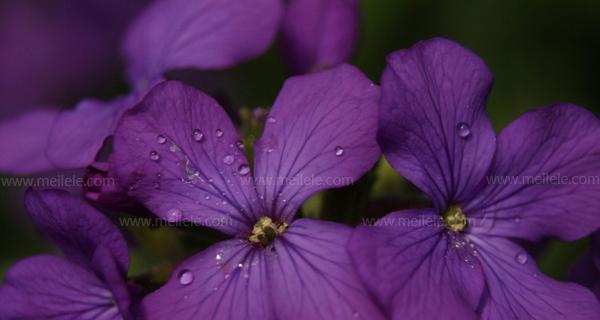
[0,0,282,174]
[568,232,600,299]
[349,38,600,319]
[110,65,383,319]
[281,0,359,74]
[0,189,133,319]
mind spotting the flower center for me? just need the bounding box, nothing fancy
[442,206,467,232]
[248,217,288,246]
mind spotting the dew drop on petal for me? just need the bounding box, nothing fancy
[216,129,224,137]
[238,164,250,176]
[149,151,160,161]
[156,135,167,144]
[169,144,178,153]
[456,122,471,139]
[192,129,204,142]
[166,208,182,222]
[236,141,245,150]
[267,116,276,124]
[515,252,528,265]
[335,146,345,156]
[178,270,194,286]
[223,155,234,165]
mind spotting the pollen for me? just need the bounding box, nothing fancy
[442,206,468,232]
[248,217,288,246]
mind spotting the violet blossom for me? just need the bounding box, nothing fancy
[0,189,134,319]
[109,65,384,319]
[349,38,600,319]
[568,232,600,300]
[0,0,282,174]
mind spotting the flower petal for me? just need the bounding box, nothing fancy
[0,109,58,174]
[123,0,283,89]
[139,219,384,320]
[139,240,273,319]
[24,189,129,272]
[281,0,359,74]
[466,104,600,241]
[0,255,123,320]
[379,38,496,209]
[46,95,135,170]
[254,65,380,222]
[472,236,600,319]
[349,210,484,319]
[112,81,260,235]
[270,218,385,319]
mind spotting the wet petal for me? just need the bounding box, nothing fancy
[139,219,384,320]
[379,38,496,209]
[349,210,484,319]
[0,109,58,174]
[466,104,600,241]
[123,0,283,89]
[281,0,359,74]
[254,65,380,222]
[24,189,129,272]
[112,81,259,235]
[46,95,136,170]
[472,236,600,319]
[139,240,273,319]
[0,255,123,320]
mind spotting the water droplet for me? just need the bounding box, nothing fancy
[166,208,182,222]
[149,151,160,161]
[178,270,194,285]
[237,263,244,268]
[335,146,345,156]
[515,252,528,265]
[267,116,277,124]
[456,122,471,138]
[236,141,245,150]
[156,135,167,144]
[215,253,223,262]
[224,273,230,280]
[192,129,204,142]
[514,217,521,223]
[223,155,234,165]
[204,195,211,200]
[169,144,178,153]
[238,164,250,176]
[216,129,224,137]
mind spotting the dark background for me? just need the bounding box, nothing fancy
[1,0,599,282]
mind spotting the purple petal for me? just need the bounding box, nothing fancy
[0,109,58,174]
[92,246,134,320]
[0,255,123,320]
[24,189,129,272]
[112,81,259,235]
[139,240,272,319]
[379,38,496,209]
[140,219,384,319]
[471,236,600,319]
[123,0,283,90]
[270,219,385,319]
[281,0,359,74]
[466,104,600,241]
[45,95,136,170]
[254,65,380,222]
[568,232,600,298]
[349,210,483,319]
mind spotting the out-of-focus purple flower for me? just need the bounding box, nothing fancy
[0,189,134,319]
[110,65,383,319]
[349,38,600,319]
[569,233,600,299]
[0,0,148,116]
[0,0,283,175]
[281,0,359,74]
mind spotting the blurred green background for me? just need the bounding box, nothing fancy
[1,0,599,284]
